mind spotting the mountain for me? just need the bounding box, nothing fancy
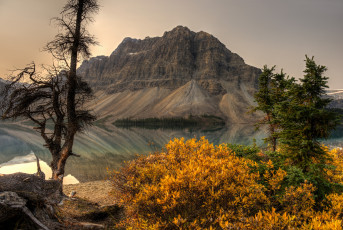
[0,78,6,90]
[326,90,343,109]
[0,79,6,114]
[78,26,262,123]
[0,78,10,94]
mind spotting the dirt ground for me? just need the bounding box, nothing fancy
[59,180,122,229]
[64,180,115,206]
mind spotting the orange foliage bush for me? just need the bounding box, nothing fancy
[110,137,343,229]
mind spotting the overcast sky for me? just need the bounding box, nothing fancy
[0,0,342,88]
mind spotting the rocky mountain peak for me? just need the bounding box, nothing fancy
[78,26,261,96]
[163,26,194,38]
[171,25,192,33]
[76,26,263,123]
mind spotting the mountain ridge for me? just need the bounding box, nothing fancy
[78,26,260,94]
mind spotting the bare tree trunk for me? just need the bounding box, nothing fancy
[51,142,73,183]
[50,0,85,184]
[51,148,66,181]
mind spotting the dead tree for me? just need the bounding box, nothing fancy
[0,0,99,184]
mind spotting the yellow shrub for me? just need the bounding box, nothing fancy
[303,211,342,230]
[326,148,343,184]
[280,182,315,223]
[263,160,287,193]
[111,137,269,229]
[110,138,343,229]
[300,192,343,230]
[325,193,343,219]
[238,207,296,230]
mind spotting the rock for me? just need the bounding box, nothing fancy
[69,190,77,198]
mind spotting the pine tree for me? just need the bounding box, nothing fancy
[277,56,339,171]
[253,66,293,151]
[254,56,340,200]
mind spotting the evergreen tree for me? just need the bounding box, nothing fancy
[253,66,293,151]
[275,56,340,199]
[277,56,338,170]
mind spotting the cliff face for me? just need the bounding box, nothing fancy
[0,79,6,114]
[0,79,5,91]
[78,26,262,123]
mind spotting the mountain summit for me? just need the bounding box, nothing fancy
[78,26,261,123]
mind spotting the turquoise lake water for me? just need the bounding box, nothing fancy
[0,122,342,183]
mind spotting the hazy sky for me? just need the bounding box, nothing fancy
[0,0,342,88]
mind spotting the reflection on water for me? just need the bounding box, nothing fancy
[0,151,79,184]
[1,121,342,183]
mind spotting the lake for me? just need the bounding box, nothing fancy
[1,121,342,183]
